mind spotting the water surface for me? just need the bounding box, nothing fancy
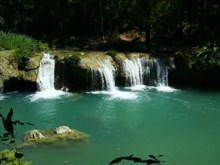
[0,88,219,165]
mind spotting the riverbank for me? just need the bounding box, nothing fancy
[0,45,219,93]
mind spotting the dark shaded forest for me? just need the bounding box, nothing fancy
[0,0,220,47]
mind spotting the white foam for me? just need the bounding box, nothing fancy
[29,89,72,102]
[155,85,177,92]
[37,53,55,91]
[89,89,137,100]
[110,90,138,100]
[125,85,146,91]
[123,58,143,86]
[0,94,5,100]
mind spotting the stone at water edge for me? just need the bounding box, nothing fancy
[55,126,73,134]
[24,129,45,141]
[23,126,89,145]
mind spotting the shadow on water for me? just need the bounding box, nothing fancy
[109,154,165,165]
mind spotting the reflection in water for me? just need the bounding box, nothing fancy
[109,154,164,165]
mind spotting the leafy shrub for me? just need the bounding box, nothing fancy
[0,149,31,165]
[0,108,33,165]
[12,48,32,70]
[0,31,37,51]
[197,45,220,69]
[176,44,220,71]
[37,41,49,51]
[0,31,49,51]
[0,31,49,69]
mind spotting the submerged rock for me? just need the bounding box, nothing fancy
[23,126,89,146]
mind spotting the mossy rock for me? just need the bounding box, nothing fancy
[0,51,40,87]
[23,126,89,146]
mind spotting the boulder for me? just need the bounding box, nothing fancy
[24,129,45,141]
[24,126,89,146]
[55,126,73,134]
[0,51,40,93]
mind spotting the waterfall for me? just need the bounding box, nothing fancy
[36,53,55,91]
[155,60,168,86]
[91,59,116,91]
[123,57,168,87]
[30,53,71,101]
[123,58,143,86]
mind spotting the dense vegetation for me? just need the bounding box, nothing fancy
[0,0,219,46]
[0,0,219,86]
[0,31,48,69]
[0,108,32,165]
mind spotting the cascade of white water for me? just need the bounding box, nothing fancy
[155,59,168,86]
[90,69,100,90]
[123,58,143,86]
[142,59,156,86]
[90,59,116,91]
[123,57,169,87]
[36,53,55,91]
[98,59,116,91]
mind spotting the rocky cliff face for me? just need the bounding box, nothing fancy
[1,49,218,93]
[0,51,41,92]
[55,51,115,91]
[0,50,173,93]
[54,51,156,91]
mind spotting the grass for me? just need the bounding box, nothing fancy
[0,31,39,51]
[0,31,48,69]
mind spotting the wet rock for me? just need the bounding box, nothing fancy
[23,126,89,146]
[55,126,73,134]
[24,129,45,141]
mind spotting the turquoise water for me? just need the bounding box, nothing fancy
[0,87,220,165]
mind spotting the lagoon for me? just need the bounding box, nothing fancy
[0,87,219,165]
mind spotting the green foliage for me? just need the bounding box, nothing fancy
[0,108,33,165]
[12,49,32,70]
[0,31,37,51]
[196,45,220,69]
[0,31,49,69]
[176,43,220,71]
[0,0,220,46]
[0,149,31,165]
[37,42,49,51]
